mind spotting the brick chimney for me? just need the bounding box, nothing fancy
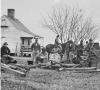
[7,9,15,18]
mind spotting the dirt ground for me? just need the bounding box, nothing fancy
[1,68,100,90]
[1,57,100,90]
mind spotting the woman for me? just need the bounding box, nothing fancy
[36,47,48,64]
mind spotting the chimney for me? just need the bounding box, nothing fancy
[7,9,15,18]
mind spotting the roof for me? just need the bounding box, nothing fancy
[3,15,43,39]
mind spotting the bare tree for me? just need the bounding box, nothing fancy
[43,7,99,44]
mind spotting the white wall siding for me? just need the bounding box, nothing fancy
[1,16,26,54]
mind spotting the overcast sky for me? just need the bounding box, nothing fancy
[1,0,100,45]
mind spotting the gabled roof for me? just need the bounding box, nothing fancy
[3,15,43,38]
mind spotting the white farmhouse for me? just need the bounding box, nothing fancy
[1,9,43,56]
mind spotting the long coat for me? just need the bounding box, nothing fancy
[1,46,10,57]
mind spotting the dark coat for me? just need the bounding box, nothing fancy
[46,44,55,53]
[31,42,41,51]
[1,46,10,57]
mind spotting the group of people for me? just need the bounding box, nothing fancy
[77,39,94,55]
[64,38,96,67]
[49,35,96,66]
[1,34,96,66]
[31,37,48,64]
[1,39,48,64]
[0,35,61,64]
[31,35,62,64]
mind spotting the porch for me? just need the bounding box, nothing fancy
[20,37,33,57]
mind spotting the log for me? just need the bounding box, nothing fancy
[7,64,29,73]
[28,64,40,69]
[61,64,80,68]
[74,69,100,73]
[63,67,97,71]
[51,64,61,68]
[1,63,26,76]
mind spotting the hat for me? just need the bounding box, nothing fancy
[57,35,59,37]
[3,42,8,45]
[80,40,83,42]
[34,36,39,39]
[89,38,93,41]
[42,47,46,51]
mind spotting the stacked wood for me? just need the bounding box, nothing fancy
[1,63,26,76]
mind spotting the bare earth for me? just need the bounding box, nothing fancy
[1,57,100,90]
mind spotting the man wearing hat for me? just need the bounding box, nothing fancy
[1,42,10,57]
[55,35,60,45]
[31,37,41,63]
[1,42,17,64]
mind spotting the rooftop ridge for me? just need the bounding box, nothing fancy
[2,15,43,38]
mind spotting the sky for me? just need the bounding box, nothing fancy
[1,0,100,45]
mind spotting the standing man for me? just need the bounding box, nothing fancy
[31,37,41,63]
[87,39,94,67]
[87,39,94,52]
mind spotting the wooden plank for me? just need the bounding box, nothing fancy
[1,63,26,76]
[38,63,49,66]
[51,64,61,68]
[61,64,80,67]
[2,66,26,75]
[11,66,28,73]
[74,69,100,73]
[27,64,40,69]
[63,67,97,71]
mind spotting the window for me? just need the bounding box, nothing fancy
[22,38,24,44]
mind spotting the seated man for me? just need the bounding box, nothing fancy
[36,47,48,64]
[52,44,62,54]
[55,35,60,45]
[1,42,17,64]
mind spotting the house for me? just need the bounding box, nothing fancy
[1,9,43,56]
